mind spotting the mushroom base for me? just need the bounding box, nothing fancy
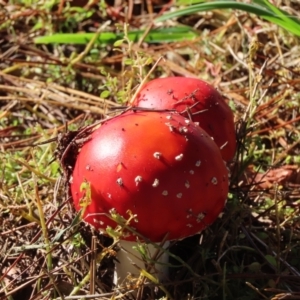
[113,240,170,286]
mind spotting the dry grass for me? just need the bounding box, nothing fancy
[1,1,300,299]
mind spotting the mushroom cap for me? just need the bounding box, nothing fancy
[71,111,229,242]
[132,77,236,161]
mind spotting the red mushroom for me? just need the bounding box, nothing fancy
[131,77,236,161]
[70,110,229,282]
[71,110,228,241]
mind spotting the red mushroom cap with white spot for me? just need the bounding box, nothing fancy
[131,77,236,161]
[71,111,229,242]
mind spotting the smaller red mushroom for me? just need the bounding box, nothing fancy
[131,77,236,161]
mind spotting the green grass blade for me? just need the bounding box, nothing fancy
[155,1,278,22]
[253,0,300,28]
[34,26,197,45]
[176,0,206,5]
[155,0,300,37]
[35,32,116,44]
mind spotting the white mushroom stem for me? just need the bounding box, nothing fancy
[114,240,170,286]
